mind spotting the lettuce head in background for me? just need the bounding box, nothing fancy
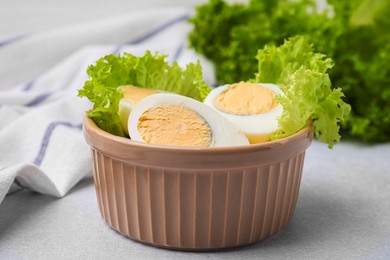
[188,0,390,143]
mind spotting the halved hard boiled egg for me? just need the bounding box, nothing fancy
[128,93,249,147]
[118,85,158,136]
[204,81,283,143]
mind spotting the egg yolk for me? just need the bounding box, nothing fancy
[137,104,212,147]
[121,85,158,103]
[214,81,278,115]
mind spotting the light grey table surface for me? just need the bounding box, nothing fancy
[1,140,389,259]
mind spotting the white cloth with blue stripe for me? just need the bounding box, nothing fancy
[0,7,215,204]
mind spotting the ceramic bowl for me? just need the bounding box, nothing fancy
[83,117,313,251]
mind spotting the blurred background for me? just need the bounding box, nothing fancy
[0,0,215,40]
[1,0,388,142]
[0,0,327,41]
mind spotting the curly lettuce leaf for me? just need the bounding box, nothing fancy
[255,36,351,148]
[78,51,210,136]
[255,36,333,85]
[79,79,125,137]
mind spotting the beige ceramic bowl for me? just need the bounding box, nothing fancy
[83,117,313,251]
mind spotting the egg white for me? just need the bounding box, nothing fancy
[128,93,249,147]
[118,98,134,136]
[203,83,283,143]
[118,86,160,136]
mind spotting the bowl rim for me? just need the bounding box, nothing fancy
[83,116,313,154]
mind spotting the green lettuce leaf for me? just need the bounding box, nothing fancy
[78,51,210,136]
[255,36,351,148]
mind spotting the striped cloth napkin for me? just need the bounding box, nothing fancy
[0,7,215,204]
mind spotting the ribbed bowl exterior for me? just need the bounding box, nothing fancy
[83,117,312,251]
